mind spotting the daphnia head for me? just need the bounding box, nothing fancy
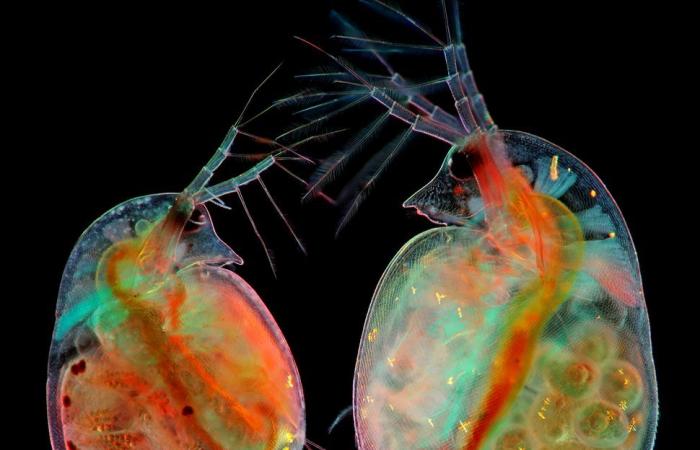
[136,194,244,273]
[52,193,243,343]
[403,144,485,226]
[95,194,243,298]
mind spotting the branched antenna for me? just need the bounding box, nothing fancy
[182,64,349,275]
[286,3,485,233]
[285,1,493,231]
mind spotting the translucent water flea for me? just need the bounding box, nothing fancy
[47,71,311,450]
[293,1,658,448]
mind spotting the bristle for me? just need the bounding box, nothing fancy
[359,0,445,46]
[234,62,283,128]
[257,176,306,255]
[276,93,370,141]
[236,189,276,278]
[335,127,414,233]
[305,111,391,199]
[328,405,353,434]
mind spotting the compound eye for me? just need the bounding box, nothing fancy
[448,150,472,180]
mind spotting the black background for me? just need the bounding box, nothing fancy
[14,1,680,448]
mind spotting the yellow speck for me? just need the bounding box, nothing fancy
[628,416,639,433]
[457,307,463,318]
[549,155,559,180]
[427,418,434,428]
[619,400,628,411]
[387,357,395,367]
[608,231,616,238]
[606,408,616,421]
[435,291,446,304]
[590,189,597,198]
[537,396,550,420]
[447,376,454,385]
[286,375,294,389]
[285,431,295,443]
[388,403,395,411]
[368,328,379,342]
[458,420,471,433]
[411,286,417,295]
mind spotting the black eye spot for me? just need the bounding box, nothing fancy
[449,150,472,180]
[184,208,206,232]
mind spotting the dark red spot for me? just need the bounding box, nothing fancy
[70,360,86,375]
[62,395,71,407]
[182,405,194,416]
[453,184,464,196]
[66,440,77,450]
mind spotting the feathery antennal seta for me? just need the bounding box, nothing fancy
[359,0,445,46]
[304,110,391,200]
[335,125,414,234]
[186,62,285,197]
